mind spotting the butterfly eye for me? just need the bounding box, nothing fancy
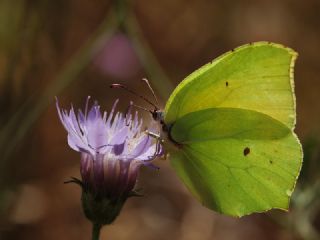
[152,111,164,122]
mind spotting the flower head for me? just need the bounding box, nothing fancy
[56,96,162,199]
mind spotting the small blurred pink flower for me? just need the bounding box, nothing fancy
[94,33,141,79]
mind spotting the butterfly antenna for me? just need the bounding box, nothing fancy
[110,83,158,109]
[132,104,152,113]
[141,78,159,106]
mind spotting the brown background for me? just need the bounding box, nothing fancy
[0,0,320,239]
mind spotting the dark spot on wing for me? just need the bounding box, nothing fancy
[243,147,250,156]
[269,160,273,164]
[226,81,229,87]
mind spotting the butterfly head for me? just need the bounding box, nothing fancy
[151,109,164,122]
[111,79,165,122]
[111,79,171,133]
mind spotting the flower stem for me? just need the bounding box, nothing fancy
[92,223,102,240]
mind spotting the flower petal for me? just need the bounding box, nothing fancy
[86,121,108,151]
[67,134,80,151]
[135,143,161,161]
[129,134,151,158]
[87,102,101,122]
[77,109,85,131]
[109,126,128,145]
[69,106,82,136]
[106,99,119,127]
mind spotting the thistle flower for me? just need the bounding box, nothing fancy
[56,96,162,226]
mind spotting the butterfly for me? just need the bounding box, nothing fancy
[112,42,302,217]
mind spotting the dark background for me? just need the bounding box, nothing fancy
[0,0,320,239]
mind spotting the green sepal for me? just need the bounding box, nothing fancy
[65,177,132,226]
[81,189,127,226]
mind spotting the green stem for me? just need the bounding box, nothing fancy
[92,223,102,240]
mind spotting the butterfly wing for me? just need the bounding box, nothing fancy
[164,42,297,129]
[168,108,301,216]
[163,42,302,216]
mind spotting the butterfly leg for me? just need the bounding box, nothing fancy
[145,130,162,140]
[145,130,167,160]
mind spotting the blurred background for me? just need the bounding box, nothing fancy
[0,0,320,239]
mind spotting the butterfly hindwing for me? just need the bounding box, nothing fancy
[168,108,301,216]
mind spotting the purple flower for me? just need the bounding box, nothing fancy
[56,96,162,199]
